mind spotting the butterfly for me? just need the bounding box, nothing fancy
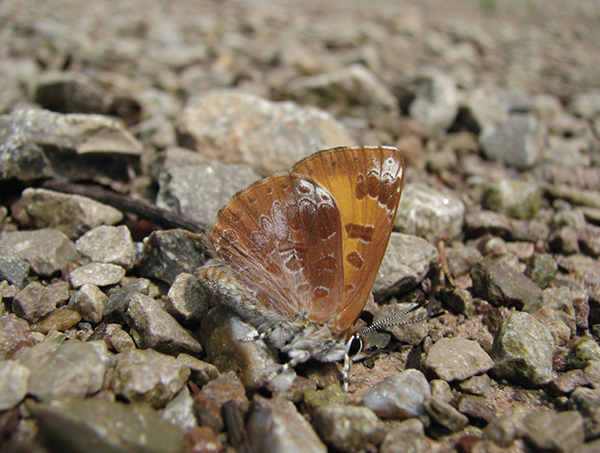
[203,146,405,391]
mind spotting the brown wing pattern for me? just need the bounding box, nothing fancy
[292,146,404,331]
[208,173,346,321]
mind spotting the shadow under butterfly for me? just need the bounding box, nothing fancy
[199,145,429,391]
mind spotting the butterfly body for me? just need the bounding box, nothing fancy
[203,146,405,387]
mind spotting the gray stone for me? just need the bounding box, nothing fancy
[362,369,431,420]
[0,58,38,115]
[571,89,600,119]
[569,387,600,439]
[444,244,483,278]
[0,229,80,277]
[543,136,592,167]
[32,398,185,453]
[409,68,459,135]
[0,360,30,411]
[454,394,495,424]
[138,229,205,285]
[69,262,125,288]
[380,418,425,453]
[156,162,260,226]
[0,108,142,182]
[546,185,600,209]
[373,233,439,301]
[484,408,527,447]
[313,403,383,453]
[482,179,543,220]
[425,396,469,432]
[248,395,327,453]
[165,273,208,326]
[75,225,135,270]
[103,278,151,323]
[286,64,399,120]
[522,410,585,453]
[394,182,465,242]
[479,114,546,170]
[423,337,493,382]
[105,324,136,353]
[567,337,600,371]
[490,312,554,387]
[0,314,33,359]
[16,340,109,401]
[464,210,512,239]
[0,244,30,289]
[131,114,177,150]
[525,253,558,289]
[176,89,355,176]
[442,288,474,317]
[34,71,105,114]
[372,302,429,345]
[125,293,203,356]
[147,146,213,182]
[194,371,248,432]
[198,305,280,390]
[458,373,492,397]
[13,281,59,323]
[160,386,197,434]
[430,379,454,403]
[471,262,542,309]
[459,86,508,133]
[524,286,577,341]
[176,353,218,387]
[550,226,581,255]
[111,348,190,409]
[69,284,108,323]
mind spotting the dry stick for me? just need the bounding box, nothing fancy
[41,180,208,234]
[222,400,251,453]
[437,235,457,288]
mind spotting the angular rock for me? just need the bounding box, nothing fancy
[156,162,260,225]
[480,114,546,170]
[13,281,69,324]
[20,188,123,240]
[0,229,80,277]
[372,302,429,345]
[464,210,512,239]
[69,263,125,288]
[103,278,150,323]
[482,179,543,220]
[165,273,209,326]
[484,408,527,447]
[409,69,459,135]
[522,410,585,453]
[137,229,205,285]
[125,293,203,356]
[302,383,346,416]
[373,232,439,301]
[0,314,33,359]
[111,348,190,409]
[286,64,400,120]
[470,262,542,309]
[362,369,430,420]
[525,253,558,289]
[455,394,495,424]
[0,108,142,182]
[569,387,600,439]
[379,419,425,453]
[69,284,108,323]
[423,337,493,382]
[75,225,135,270]
[490,312,555,387]
[313,403,383,453]
[32,308,82,334]
[16,340,109,401]
[458,373,492,397]
[425,396,469,432]
[34,71,106,114]
[32,398,185,453]
[248,395,327,453]
[176,353,218,387]
[161,387,197,434]
[176,89,355,176]
[444,244,483,278]
[194,371,248,433]
[567,337,600,371]
[0,360,30,411]
[198,305,280,390]
[0,244,30,289]
[394,182,465,242]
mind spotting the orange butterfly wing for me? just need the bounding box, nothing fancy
[208,173,346,321]
[292,146,404,331]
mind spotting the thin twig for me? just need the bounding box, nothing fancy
[41,180,207,234]
[437,235,457,288]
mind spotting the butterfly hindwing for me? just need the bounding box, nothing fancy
[292,146,405,331]
[208,173,346,322]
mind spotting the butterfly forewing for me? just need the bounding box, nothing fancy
[292,146,405,331]
[208,173,346,321]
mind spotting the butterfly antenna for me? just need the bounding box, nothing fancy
[359,300,429,337]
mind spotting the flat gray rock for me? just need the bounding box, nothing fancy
[75,225,135,270]
[423,337,493,382]
[69,262,125,288]
[0,360,30,411]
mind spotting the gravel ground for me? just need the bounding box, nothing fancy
[1,1,600,452]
